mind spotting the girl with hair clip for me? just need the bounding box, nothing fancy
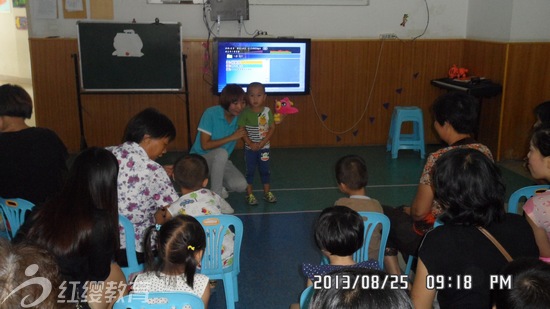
[523,126,550,262]
[132,215,211,306]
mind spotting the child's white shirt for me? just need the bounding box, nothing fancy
[167,188,235,267]
[132,272,208,299]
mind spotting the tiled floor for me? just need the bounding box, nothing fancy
[171,145,536,309]
[3,78,538,309]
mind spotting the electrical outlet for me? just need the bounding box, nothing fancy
[379,33,397,39]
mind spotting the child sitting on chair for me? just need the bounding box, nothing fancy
[155,154,235,267]
[132,215,210,306]
[303,206,379,286]
[334,154,384,262]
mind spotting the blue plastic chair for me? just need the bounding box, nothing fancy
[113,292,204,309]
[198,215,243,309]
[321,212,390,270]
[0,197,34,240]
[299,286,314,309]
[404,255,415,280]
[386,106,426,159]
[118,214,144,281]
[507,185,549,214]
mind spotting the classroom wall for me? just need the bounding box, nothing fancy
[25,0,550,159]
[467,0,550,42]
[29,0,467,39]
[0,4,31,80]
[28,38,468,153]
[467,0,513,42]
[509,0,550,42]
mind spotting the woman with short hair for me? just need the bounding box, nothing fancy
[0,83,68,205]
[411,148,539,309]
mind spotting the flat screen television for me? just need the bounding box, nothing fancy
[213,37,311,95]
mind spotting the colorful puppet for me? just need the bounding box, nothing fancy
[274,97,299,124]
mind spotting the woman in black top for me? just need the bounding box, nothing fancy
[0,83,68,205]
[411,148,539,309]
[14,147,126,309]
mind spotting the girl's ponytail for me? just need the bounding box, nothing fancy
[150,215,206,288]
[142,224,161,272]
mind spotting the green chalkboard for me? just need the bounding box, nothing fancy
[77,21,183,92]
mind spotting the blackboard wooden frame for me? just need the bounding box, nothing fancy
[77,21,183,92]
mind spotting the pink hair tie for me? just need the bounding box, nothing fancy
[539,256,550,263]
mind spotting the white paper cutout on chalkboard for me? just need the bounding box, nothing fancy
[112,30,144,57]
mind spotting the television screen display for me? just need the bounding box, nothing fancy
[213,37,311,95]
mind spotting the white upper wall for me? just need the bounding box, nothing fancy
[467,0,550,42]
[0,6,31,79]
[509,0,550,42]
[28,0,468,39]
[467,0,513,41]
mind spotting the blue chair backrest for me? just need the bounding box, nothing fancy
[118,214,144,281]
[321,211,390,270]
[508,185,550,214]
[0,197,34,240]
[300,286,314,309]
[198,215,243,276]
[113,292,204,309]
[355,212,390,270]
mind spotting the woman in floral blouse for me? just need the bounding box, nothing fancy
[108,108,179,265]
[383,92,493,275]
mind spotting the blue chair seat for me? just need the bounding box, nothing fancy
[113,292,204,309]
[507,185,549,214]
[0,197,34,240]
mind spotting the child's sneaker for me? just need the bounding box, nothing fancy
[264,192,277,203]
[246,194,258,205]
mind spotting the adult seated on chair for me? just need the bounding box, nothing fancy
[523,126,550,261]
[302,206,379,286]
[107,108,179,265]
[0,238,71,308]
[382,92,493,275]
[309,268,412,309]
[14,147,127,309]
[411,148,538,309]
[0,84,68,206]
